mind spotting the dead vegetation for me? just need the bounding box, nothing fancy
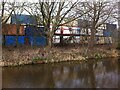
[1,44,119,66]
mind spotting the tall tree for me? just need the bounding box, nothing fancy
[1,1,15,24]
[78,0,117,49]
[24,1,89,48]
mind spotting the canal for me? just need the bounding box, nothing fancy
[2,58,120,88]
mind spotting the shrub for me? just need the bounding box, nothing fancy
[32,57,48,61]
[94,53,102,59]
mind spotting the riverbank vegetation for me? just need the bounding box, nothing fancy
[1,44,119,67]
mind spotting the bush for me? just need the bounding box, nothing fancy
[32,57,48,61]
[94,53,102,59]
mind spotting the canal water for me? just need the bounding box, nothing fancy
[2,58,120,88]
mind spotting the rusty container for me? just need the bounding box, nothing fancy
[2,24,25,35]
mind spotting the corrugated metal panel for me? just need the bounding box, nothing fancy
[18,36,25,45]
[35,36,46,46]
[5,36,46,46]
[25,26,36,36]
[55,27,81,35]
[106,23,116,31]
[25,26,44,36]
[103,31,112,36]
[11,15,37,25]
[2,24,24,35]
[5,36,25,46]
[5,36,16,46]
[29,36,47,46]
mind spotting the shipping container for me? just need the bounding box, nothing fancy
[103,31,112,37]
[25,26,44,36]
[5,36,25,46]
[106,23,116,31]
[54,26,81,35]
[17,36,25,45]
[2,24,24,35]
[11,15,37,25]
[28,36,47,46]
[5,36,16,46]
[5,36,46,46]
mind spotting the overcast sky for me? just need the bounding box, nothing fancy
[1,0,118,2]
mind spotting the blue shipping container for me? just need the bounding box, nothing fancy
[25,26,45,36]
[11,15,37,24]
[18,36,25,45]
[103,31,112,37]
[29,36,47,46]
[5,36,46,46]
[5,36,25,46]
[5,36,16,46]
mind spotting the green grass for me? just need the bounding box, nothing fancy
[32,57,48,61]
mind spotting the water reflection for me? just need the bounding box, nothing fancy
[2,58,119,88]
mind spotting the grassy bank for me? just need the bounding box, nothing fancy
[1,45,119,67]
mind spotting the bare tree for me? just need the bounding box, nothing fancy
[24,1,90,48]
[78,0,117,49]
[1,0,15,24]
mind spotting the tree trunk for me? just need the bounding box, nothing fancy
[60,35,63,45]
[47,28,53,48]
[89,28,96,49]
[47,35,52,48]
[60,27,64,45]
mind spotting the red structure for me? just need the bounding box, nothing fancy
[2,24,25,35]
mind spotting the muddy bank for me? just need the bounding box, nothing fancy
[1,46,119,66]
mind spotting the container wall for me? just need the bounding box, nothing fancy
[103,31,112,37]
[18,36,25,45]
[11,15,37,25]
[5,36,16,46]
[29,36,47,46]
[25,26,44,36]
[5,36,25,46]
[2,24,24,35]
